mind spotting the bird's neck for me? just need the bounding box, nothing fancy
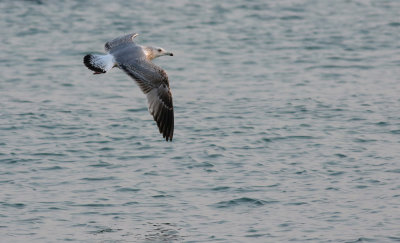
[142,46,156,61]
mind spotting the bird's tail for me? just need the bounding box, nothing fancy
[83,54,115,74]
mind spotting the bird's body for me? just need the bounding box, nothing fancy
[83,33,174,141]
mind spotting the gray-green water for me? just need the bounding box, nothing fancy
[1,0,400,242]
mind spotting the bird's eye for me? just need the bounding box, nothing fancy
[157,49,162,52]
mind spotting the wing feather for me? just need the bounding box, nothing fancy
[146,87,174,141]
[104,33,138,52]
[118,61,174,141]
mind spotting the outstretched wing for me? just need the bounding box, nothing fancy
[118,59,174,141]
[104,33,139,52]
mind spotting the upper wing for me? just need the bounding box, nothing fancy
[104,33,139,52]
[118,60,174,141]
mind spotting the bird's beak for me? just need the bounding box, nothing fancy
[166,52,173,56]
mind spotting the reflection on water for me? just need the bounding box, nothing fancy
[90,222,182,242]
[143,223,182,243]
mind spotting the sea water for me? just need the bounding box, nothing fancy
[1,0,399,242]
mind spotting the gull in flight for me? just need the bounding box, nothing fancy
[83,33,174,141]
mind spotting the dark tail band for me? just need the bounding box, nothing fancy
[83,54,106,73]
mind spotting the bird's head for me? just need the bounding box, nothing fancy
[143,46,173,60]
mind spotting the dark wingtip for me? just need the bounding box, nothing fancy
[162,123,173,142]
[166,133,173,142]
[159,111,174,142]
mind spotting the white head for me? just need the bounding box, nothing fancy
[143,46,173,60]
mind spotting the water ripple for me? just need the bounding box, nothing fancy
[212,197,279,208]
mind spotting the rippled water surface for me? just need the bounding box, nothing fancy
[1,0,400,242]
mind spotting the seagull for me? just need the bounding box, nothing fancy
[83,33,174,141]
